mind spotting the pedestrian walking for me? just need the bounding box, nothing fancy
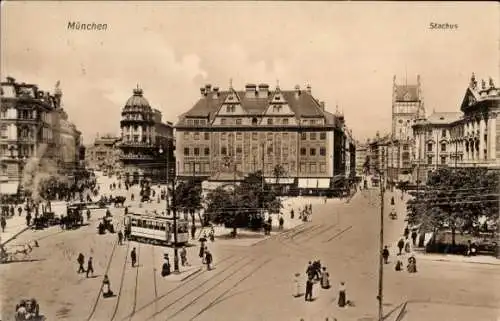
[77,253,85,273]
[382,245,390,264]
[26,213,32,226]
[293,273,301,297]
[411,230,418,247]
[397,238,404,255]
[204,249,213,270]
[118,230,123,245]
[191,224,196,240]
[290,209,294,219]
[17,206,22,216]
[279,216,284,230]
[305,276,314,302]
[180,246,188,266]
[102,274,113,297]
[404,226,409,238]
[337,282,347,307]
[320,267,330,289]
[404,237,411,253]
[131,247,137,267]
[1,216,6,232]
[199,240,206,259]
[86,257,94,278]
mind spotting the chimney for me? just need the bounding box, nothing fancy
[294,85,301,99]
[245,84,257,98]
[212,86,220,99]
[306,84,311,94]
[205,84,212,93]
[200,87,206,97]
[258,83,269,98]
[320,101,325,110]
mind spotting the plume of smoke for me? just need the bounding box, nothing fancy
[21,144,68,203]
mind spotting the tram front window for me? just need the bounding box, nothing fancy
[177,224,188,233]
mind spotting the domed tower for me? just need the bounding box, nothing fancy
[119,86,158,184]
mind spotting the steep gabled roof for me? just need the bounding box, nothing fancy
[176,88,326,126]
[426,112,463,124]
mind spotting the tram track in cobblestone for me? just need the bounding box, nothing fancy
[187,257,273,320]
[122,253,239,321]
[148,256,261,321]
[109,241,131,321]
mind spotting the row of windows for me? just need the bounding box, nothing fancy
[181,161,327,174]
[300,147,327,156]
[301,132,327,140]
[427,143,447,152]
[184,147,210,156]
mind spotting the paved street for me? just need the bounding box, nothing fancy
[1,182,499,321]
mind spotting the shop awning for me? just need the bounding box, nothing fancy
[0,182,19,195]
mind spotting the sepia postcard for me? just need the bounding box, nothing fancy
[0,1,499,321]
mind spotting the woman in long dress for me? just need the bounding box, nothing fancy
[320,267,330,289]
[338,282,346,307]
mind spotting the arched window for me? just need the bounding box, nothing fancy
[252,117,258,125]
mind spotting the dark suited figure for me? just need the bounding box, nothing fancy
[86,257,94,278]
[305,277,314,302]
[382,246,390,264]
[77,253,85,273]
[131,247,137,267]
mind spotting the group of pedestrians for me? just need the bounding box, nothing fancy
[76,253,94,278]
[296,260,348,308]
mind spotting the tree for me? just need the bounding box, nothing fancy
[172,179,202,226]
[406,167,498,248]
[272,164,286,184]
[204,171,282,236]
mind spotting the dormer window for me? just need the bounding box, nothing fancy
[273,106,282,113]
[275,96,280,100]
[225,106,235,113]
[267,118,273,125]
[221,118,226,125]
[404,92,411,101]
[252,117,258,125]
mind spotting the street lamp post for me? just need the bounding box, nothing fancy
[160,146,179,273]
[377,170,385,321]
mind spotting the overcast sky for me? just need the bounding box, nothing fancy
[1,1,498,144]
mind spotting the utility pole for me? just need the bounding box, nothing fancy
[171,174,180,273]
[378,170,385,321]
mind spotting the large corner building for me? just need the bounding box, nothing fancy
[175,83,354,195]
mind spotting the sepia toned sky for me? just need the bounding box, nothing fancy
[1,1,498,144]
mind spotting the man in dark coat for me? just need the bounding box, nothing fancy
[86,257,94,277]
[382,246,390,264]
[131,247,137,267]
[77,253,85,273]
[118,230,123,245]
[305,277,314,302]
[204,249,213,270]
[397,238,405,255]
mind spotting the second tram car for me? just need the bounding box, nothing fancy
[124,213,189,245]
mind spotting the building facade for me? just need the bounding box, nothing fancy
[412,74,499,183]
[85,135,120,171]
[355,141,369,177]
[118,86,174,184]
[175,83,352,194]
[0,77,81,194]
[387,75,426,182]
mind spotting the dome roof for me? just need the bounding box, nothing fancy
[123,87,152,111]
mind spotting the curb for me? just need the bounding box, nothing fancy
[180,266,202,281]
[428,258,500,266]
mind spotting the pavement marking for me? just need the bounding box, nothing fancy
[324,225,353,243]
[147,256,256,320]
[188,257,274,320]
[122,254,244,321]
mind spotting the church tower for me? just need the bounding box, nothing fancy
[391,75,425,141]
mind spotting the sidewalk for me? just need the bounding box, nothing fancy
[0,213,30,247]
[414,252,500,265]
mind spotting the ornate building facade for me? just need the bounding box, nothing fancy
[0,77,82,194]
[175,83,353,194]
[118,86,174,184]
[85,135,120,171]
[412,74,499,183]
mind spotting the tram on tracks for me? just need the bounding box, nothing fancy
[124,213,189,246]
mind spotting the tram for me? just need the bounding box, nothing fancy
[124,213,189,246]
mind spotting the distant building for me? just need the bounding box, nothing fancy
[85,135,120,171]
[387,75,426,182]
[0,77,82,194]
[175,82,353,195]
[355,141,369,177]
[118,86,174,184]
[412,74,499,183]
